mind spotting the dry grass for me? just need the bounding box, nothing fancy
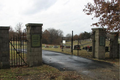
[0,65,85,80]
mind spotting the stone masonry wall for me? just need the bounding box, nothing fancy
[0,27,10,69]
[109,32,119,58]
[92,28,106,59]
[26,23,43,67]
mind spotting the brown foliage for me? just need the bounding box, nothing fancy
[9,27,14,39]
[84,0,120,31]
[73,34,79,40]
[42,28,63,45]
[42,30,50,44]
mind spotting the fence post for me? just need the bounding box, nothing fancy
[26,23,43,67]
[71,31,73,55]
[0,27,10,69]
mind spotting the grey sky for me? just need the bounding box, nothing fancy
[0,0,97,36]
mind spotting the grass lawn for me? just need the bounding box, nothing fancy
[0,65,85,80]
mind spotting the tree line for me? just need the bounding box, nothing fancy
[65,31,91,42]
[9,23,26,40]
[9,23,91,45]
[42,28,63,45]
[43,29,91,44]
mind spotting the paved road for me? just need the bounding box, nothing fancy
[42,50,113,70]
[42,50,119,80]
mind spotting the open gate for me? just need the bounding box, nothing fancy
[9,30,28,67]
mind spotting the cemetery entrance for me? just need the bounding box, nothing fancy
[9,30,27,67]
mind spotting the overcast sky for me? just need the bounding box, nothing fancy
[0,0,98,36]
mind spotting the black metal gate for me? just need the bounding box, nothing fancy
[9,30,28,67]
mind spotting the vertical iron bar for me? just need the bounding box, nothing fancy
[12,39,13,66]
[13,37,15,67]
[21,32,23,65]
[71,31,73,55]
[22,32,23,65]
[14,37,16,66]
[62,37,63,52]
[9,39,10,66]
[23,32,24,65]
[77,38,79,56]
[20,33,22,66]
[14,39,15,66]
[19,34,20,66]
[18,34,19,66]
[21,32,23,66]
[16,36,18,66]
[12,37,14,67]
[14,37,15,67]
[13,37,14,66]
[23,29,26,65]
[10,38,12,66]
[23,32,25,65]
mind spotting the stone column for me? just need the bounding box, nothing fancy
[0,27,10,69]
[109,32,119,58]
[26,23,43,67]
[92,28,106,59]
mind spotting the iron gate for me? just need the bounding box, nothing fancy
[9,31,27,67]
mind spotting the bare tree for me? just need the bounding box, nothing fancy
[73,34,79,40]
[15,22,23,34]
[42,30,50,44]
[9,26,15,39]
[65,34,72,42]
[66,34,72,37]
[42,28,63,44]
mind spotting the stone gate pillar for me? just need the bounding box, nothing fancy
[92,28,106,59]
[0,27,10,69]
[109,32,119,58]
[26,23,43,67]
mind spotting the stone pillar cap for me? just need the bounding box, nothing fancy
[0,26,10,30]
[25,23,43,27]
